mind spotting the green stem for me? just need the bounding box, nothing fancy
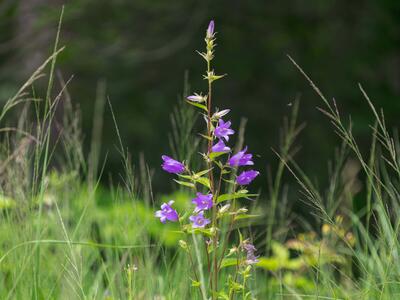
[205,50,219,298]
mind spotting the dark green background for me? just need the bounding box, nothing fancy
[1,0,399,193]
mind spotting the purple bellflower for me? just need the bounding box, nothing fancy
[214,119,234,141]
[192,192,213,212]
[206,20,215,39]
[229,146,254,167]
[161,155,185,174]
[236,170,259,185]
[211,139,230,153]
[243,241,259,265]
[189,212,211,228]
[155,200,179,223]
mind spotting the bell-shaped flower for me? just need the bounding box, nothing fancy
[192,192,213,213]
[161,155,185,174]
[214,119,234,141]
[211,139,230,153]
[236,170,259,185]
[155,200,179,223]
[229,146,254,167]
[189,212,211,228]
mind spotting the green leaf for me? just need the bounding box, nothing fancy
[191,280,200,287]
[173,180,195,189]
[190,228,213,237]
[186,100,208,111]
[216,291,229,300]
[234,214,262,221]
[222,178,235,185]
[220,257,242,268]
[217,193,258,203]
[195,177,211,189]
[209,151,227,160]
[194,169,212,178]
[228,280,244,291]
[237,189,248,194]
[244,292,252,300]
[199,133,212,141]
[256,257,281,271]
[177,174,192,180]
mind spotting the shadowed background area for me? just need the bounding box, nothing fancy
[1,0,400,194]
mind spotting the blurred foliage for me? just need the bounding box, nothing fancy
[0,170,357,296]
[257,215,355,293]
[1,0,400,194]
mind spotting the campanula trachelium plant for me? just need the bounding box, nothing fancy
[154,20,260,299]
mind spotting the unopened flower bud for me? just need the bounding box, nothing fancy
[187,94,207,103]
[213,109,230,119]
[219,203,231,214]
[206,20,215,39]
[228,246,238,256]
[236,207,248,214]
[179,240,188,251]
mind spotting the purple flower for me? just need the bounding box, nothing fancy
[206,20,215,39]
[214,119,234,141]
[243,241,259,265]
[236,170,259,185]
[161,155,185,174]
[189,212,211,228]
[229,147,254,167]
[155,200,179,223]
[211,139,230,153]
[192,192,213,212]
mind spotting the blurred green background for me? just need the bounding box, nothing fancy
[1,0,400,193]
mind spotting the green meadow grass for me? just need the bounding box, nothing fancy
[2,10,400,300]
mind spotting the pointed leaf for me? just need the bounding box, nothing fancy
[209,151,227,160]
[177,174,193,180]
[186,100,208,111]
[194,169,212,178]
[234,214,262,221]
[217,193,258,203]
[199,133,212,141]
[195,177,211,189]
[220,258,242,268]
[173,180,195,189]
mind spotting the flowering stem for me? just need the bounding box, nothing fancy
[204,239,213,290]
[207,68,220,297]
[217,183,237,271]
